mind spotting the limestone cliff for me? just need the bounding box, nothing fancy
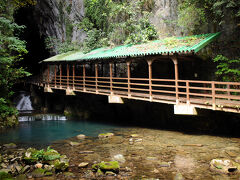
[33,0,86,53]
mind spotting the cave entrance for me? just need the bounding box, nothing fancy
[14,6,50,75]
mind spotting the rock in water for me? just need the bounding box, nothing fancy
[92,161,120,173]
[98,133,114,138]
[78,162,89,168]
[35,163,43,169]
[3,143,17,149]
[76,134,86,139]
[69,141,81,146]
[112,154,126,163]
[210,159,239,174]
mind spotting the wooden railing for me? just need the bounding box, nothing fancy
[36,74,240,113]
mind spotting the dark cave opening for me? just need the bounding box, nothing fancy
[14,6,50,75]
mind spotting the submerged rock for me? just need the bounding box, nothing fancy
[98,133,114,138]
[0,171,12,179]
[69,141,81,146]
[210,159,239,174]
[78,162,89,168]
[35,163,43,169]
[31,168,46,178]
[92,161,120,173]
[76,134,86,139]
[3,143,17,149]
[112,154,126,164]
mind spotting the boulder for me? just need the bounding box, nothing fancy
[210,159,239,174]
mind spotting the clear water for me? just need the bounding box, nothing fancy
[0,114,123,147]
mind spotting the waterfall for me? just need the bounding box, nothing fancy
[18,115,67,122]
[16,92,34,112]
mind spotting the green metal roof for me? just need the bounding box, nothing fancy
[42,32,220,62]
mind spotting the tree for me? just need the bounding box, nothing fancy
[0,0,33,127]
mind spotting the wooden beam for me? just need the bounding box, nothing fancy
[67,64,69,89]
[54,65,57,88]
[60,64,62,89]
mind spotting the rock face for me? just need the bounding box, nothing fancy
[150,0,180,37]
[33,0,86,54]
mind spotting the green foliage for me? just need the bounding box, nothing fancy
[0,0,32,125]
[79,0,157,52]
[213,55,240,82]
[45,37,82,54]
[178,0,240,33]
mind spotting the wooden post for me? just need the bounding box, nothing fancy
[83,64,86,91]
[227,84,230,100]
[127,60,131,97]
[212,81,216,110]
[73,64,75,90]
[54,65,57,88]
[186,80,190,105]
[147,60,153,101]
[67,64,69,89]
[172,57,179,104]
[95,63,98,93]
[109,62,113,94]
[60,64,62,88]
[114,62,117,77]
[47,64,50,88]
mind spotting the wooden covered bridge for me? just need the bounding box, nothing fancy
[35,32,240,114]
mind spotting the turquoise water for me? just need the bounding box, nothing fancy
[0,114,123,147]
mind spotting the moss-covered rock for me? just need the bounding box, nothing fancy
[92,161,120,173]
[0,171,12,180]
[43,151,60,161]
[3,143,17,149]
[31,168,46,178]
[49,159,69,171]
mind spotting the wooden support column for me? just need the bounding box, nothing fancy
[54,65,57,88]
[171,57,179,104]
[212,81,216,110]
[95,63,98,93]
[147,60,153,101]
[47,64,50,87]
[127,60,131,97]
[109,62,113,95]
[186,80,190,105]
[73,64,75,90]
[83,64,86,92]
[60,64,62,89]
[67,64,69,89]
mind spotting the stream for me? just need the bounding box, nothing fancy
[0,91,239,179]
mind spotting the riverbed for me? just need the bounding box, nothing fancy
[1,114,240,179]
